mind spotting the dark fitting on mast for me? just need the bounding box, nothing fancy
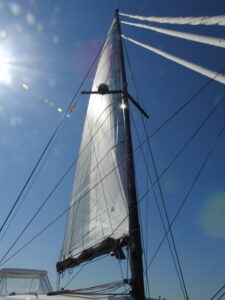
[81,84,123,95]
[81,83,150,118]
[98,83,109,94]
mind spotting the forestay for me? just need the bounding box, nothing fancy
[57,19,129,272]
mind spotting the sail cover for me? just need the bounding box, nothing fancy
[57,19,129,272]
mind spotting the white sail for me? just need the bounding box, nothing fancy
[57,20,129,271]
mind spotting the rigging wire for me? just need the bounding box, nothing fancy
[0,52,103,256]
[217,292,225,300]
[6,56,225,252]
[56,272,60,291]
[62,262,130,295]
[0,39,116,265]
[0,161,75,264]
[144,129,189,300]
[0,103,125,262]
[131,111,188,300]
[2,26,225,264]
[119,12,225,26]
[0,33,133,293]
[210,284,225,300]
[122,34,225,85]
[143,68,225,141]
[0,40,105,236]
[63,264,86,289]
[124,39,188,300]
[1,13,223,298]
[145,124,225,272]
[1,91,224,267]
[139,95,225,204]
[144,143,149,262]
[121,20,225,48]
[64,279,129,294]
[105,98,225,275]
[139,104,190,299]
[117,259,129,294]
[62,254,118,290]
[62,93,225,297]
[0,120,68,244]
[116,100,225,253]
[1,59,117,246]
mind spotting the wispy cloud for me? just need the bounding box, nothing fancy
[10,3,22,16]
[9,115,23,127]
[0,105,4,113]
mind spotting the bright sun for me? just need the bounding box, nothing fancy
[0,48,12,85]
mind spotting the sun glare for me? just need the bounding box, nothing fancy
[0,48,12,85]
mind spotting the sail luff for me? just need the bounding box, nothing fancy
[115,9,145,300]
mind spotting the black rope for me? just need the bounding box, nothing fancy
[0,40,104,235]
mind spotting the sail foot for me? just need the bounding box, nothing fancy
[56,236,129,273]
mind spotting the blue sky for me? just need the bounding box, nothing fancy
[0,1,224,299]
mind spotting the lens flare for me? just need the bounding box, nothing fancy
[0,49,12,85]
[22,83,29,89]
[200,191,225,239]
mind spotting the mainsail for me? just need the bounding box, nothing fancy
[57,19,130,272]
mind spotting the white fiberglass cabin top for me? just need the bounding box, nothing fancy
[0,269,52,296]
